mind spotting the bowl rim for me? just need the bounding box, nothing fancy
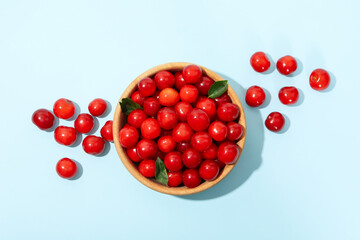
[113,62,246,195]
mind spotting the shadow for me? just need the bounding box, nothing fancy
[288,57,303,77]
[98,100,112,118]
[87,117,100,135]
[262,53,276,75]
[289,88,304,107]
[96,141,111,157]
[70,159,83,180]
[278,113,290,134]
[322,71,336,93]
[259,88,271,109]
[70,132,83,148]
[67,102,81,121]
[45,113,59,132]
[178,73,264,200]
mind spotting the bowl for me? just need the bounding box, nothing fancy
[113,62,246,195]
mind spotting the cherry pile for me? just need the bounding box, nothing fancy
[32,98,114,179]
[248,52,331,131]
[118,65,244,188]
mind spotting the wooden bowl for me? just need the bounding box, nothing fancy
[113,62,246,195]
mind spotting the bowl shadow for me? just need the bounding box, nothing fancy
[178,73,264,200]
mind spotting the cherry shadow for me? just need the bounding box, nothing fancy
[87,117,100,135]
[96,141,111,157]
[97,100,112,118]
[262,53,276,75]
[70,159,83,180]
[178,73,264,200]
[67,102,81,121]
[322,71,336,93]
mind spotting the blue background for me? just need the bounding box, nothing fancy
[1,0,359,239]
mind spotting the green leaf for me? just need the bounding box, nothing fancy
[155,157,168,186]
[208,80,228,98]
[119,98,142,115]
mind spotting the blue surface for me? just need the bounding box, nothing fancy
[1,0,360,239]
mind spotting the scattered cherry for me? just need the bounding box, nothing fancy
[56,158,77,179]
[279,86,299,105]
[265,112,285,132]
[32,109,55,130]
[309,68,330,91]
[250,51,271,73]
[53,98,75,119]
[82,135,105,155]
[88,98,107,117]
[100,120,113,142]
[54,126,77,146]
[245,85,266,107]
[276,55,297,75]
[74,113,94,134]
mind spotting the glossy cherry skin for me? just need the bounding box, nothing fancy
[208,121,228,141]
[196,98,217,120]
[131,90,146,106]
[246,86,266,107]
[190,131,213,152]
[128,109,148,129]
[199,159,220,181]
[138,77,156,97]
[276,55,297,75]
[100,120,113,142]
[187,108,210,132]
[172,123,193,143]
[53,98,75,119]
[82,135,105,155]
[157,107,178,130]
[167,171,183,187]
[250,52,271,72]
[202,143,217,160]
[182,65,202,84]
[226,122,243,141]
[265,112,285,132]
[138,159,156,178]
[164,151,183,172]
[179,85,199,103]
[74,113,94,134]
[154,70,175,90]
[159,88,180,106]
[136,139,158,159]
[309,69,330,91]
[140,118,161,139]
[32,109,55,130]
[214,92,231,107]
[174,72,187,90]
[217,142,240,164]
[126,146,142,162]
[88,98,107,117]
[118,126,139,148]
[56,158,77,179]
[182,148,202,168]
[183,169,202,188]
[195,76,214,95]
[279,86,299,105]
[176,141,192,153]
[143,97,161,117]
[54,126,77,146]
[217,103,240,122]
[174,102,193,122]
[158,135,176,153]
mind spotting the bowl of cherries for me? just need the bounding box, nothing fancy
[113,62,246,195]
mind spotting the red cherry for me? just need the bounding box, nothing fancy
[217,103,239,122]
[154,70,175,90]
[208,121,228,141]
[100,120,113,142]
[195,76,214,95]
[138,159,156,178]
[157,107,178,130]
[199,159,220,181]
[190,131,213,152]
[202,143,217,160]
[157,151,166,160]
[53,98,75,119]
[88,98,107,117]
[174,72,187,90]
[158,88,180,106]
[140,118,161,139]
[164,151,183,172]
[126,146,142,162]
[309,69,331,91]
[136,139,158,159]
[214,92,231,107]
[182,65,202,84]
[82,135,105,155]
[183,169,201,188]
[176,142,191,153]
[143,97,161,117]
[118,126,139,148]
[250,52,271,73]
[245,86,266,107]
[217,142,240,164]
[32,109,55,130]
[196,98,217,120]
[214,159,226,169]
[265,112,285,132]
[174,102,193,122]
[56,158,77,179]
[276,55,297,75]
[182,148,202,168]
[192,95,207,108]
[158,136,176,153]
[54,126,77,146]
[131,91,146,106]
[167,171,183,187]
[172,123,193,143]
[278,86,299,105]
[226,122,243,141]
[179,85,199,103]
[187,108,210,131]
[138,77,156,97]
[74,113,94,134]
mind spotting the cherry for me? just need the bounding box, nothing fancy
[136,139,158,159]
[88,98,107,117]
[174,72,187,90]
[187,108,210,131]
[265,112,285,132]
[276,55,297,75]
[309,69,330,91]
[138,159,156,178]
[157,151,166,160]
[54,126,77,146]
[179,85,199,103]
[226,122,243,141]
[32,109,55,130]
[140,118,161,139]
[245,85,266,107]
[100,120,113,142]
[167,171,183,187]
[217,103,239,122]
[182,148,202,168]
[118,125,139,148]
[53,98,75,119]
[174,102,193,122]
[138,77,156,97]
[158,88,179,106]
[176,142,192,153]
[158,135,176,153]
[199,159,220,181]
[250,52,271,73]
[214,92,231,107]
[195,76,214,95]
[192,95,207,108]
[157,107,178,130]
[182,65,202,84]
[154,70,175,90]
[172,123,193,143]
[74,113,94,134]
[279,86,299,105]
[196,98,217,120]
[82,135,105,155]
[183,169,202,188]
[214,159,226,169]
[202,143,217,160]
[131,90,146,106]
[208,121,228,141]
[190,131,213,152]
[217,142,240,164]
[126,146,142,162]
[143,97,161,117]
[164,151,183,172]
[56,158,77,179]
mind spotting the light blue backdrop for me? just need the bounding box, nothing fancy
[1,0,359,239]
